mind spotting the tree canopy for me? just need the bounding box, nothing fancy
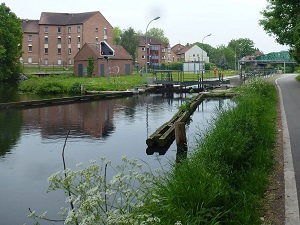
[0,3,23,83]
[120,27,139,63]
[260,0,300,62]
[146,28,169,44]
[112,27,122,45]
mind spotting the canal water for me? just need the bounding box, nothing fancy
[0,90,230,224]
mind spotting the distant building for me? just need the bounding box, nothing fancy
[136,36,177,68]
[74,43,133,76]
[21,11,113,67]
[171,44,209,63]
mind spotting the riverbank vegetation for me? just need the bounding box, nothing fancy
[19,71,235,95]
[29,79,277,224]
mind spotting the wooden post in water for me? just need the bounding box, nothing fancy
[175,121,188,163]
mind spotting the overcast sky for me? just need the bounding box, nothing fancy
[4,0,287,54]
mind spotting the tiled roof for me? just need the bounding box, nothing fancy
[138,36,168,47]
[21,19,39,33]
[173,45,193,55]
[39,11,98,25]
[86,43,133,60]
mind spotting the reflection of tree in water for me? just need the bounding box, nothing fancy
[0,110,22,157]
[0,83,20,103]
[101,117,115,139]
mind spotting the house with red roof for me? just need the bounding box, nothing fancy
[73,43,133,76]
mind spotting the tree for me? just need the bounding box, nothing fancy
[228,38,256,58]
[212,45,234,69]
[112,27,122,45]
[87,57,94,77]
[0,3,23,83]
[217,55,229,71]
[146,27,169,44]
[120,27,139,62]
[260,0,300,62]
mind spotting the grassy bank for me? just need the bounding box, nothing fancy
[142,79,277,224]
[19,74,145,94]
[18,71,237,95]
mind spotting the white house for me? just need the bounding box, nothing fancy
[171,44,209,63]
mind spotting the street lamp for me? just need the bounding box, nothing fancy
[234,44,241,73]
[201,33,211,89]
[145,16,160,83]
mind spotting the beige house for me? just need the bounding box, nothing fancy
[74,43,133,76]
[21,11,113,67]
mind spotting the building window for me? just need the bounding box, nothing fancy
[95,28,98,32]
[78,48,80,52]
[68,27,71,33]
[44,37,48,44]
[57,48,61,54]
[44,48,48,54]
[68,48,71,54]
[57,37,61,44]
[68,37,71,44]
[142,47,145,52]
[28,45,32,52]
[28,35,32,42]
[141,55,145,59]
[95,37,98,43]
[28,57,32,63]
[68,59,72,65]
[57,27,61,33]
[150,46,159,51]
[77,26,81,33]
[162,48,166,52]
[57,59,62,65]
[44,59,48,65]
[44,27,48,33]
[103,27,107,40]
[77,36,81,44]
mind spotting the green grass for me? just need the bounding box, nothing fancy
[19,74,145,94]
[141,79,277,224]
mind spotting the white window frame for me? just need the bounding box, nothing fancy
[28,44,32,52]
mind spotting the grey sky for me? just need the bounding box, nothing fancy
[4,0,287,54]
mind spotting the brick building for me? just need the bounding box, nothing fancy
[74,43,133,76]
[136,36,176,69]
[21,11,113,67]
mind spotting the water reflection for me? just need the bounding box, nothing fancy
[0,109,22,157]
[0,83,20,103]
[22,99,116,140]
[0,93,231,225]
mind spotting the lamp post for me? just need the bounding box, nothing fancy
[201,33,211,89]
[234,44,241,73]
[145,16,160,83]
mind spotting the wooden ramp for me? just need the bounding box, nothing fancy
[146,93,205,148]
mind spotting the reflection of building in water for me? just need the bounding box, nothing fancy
[22,100,116,139]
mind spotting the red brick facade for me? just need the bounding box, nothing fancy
[74,43,133,76]
[21,11,113,67]
[136,36,177,69]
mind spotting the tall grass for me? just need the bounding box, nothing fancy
[19,74,145,94]
[142,79,277,224]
